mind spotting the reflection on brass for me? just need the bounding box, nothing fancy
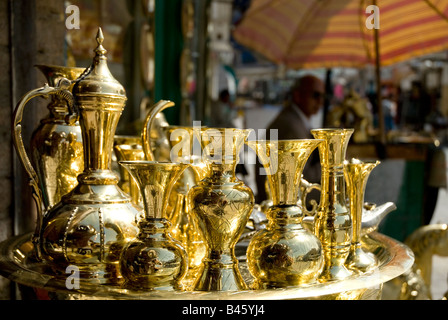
[0,231,414,299]
[31,65,86,210]
[246,139,324,288]
[311,128,354,281]
[188,128,255,291]
[114,135,145,205]
[160,125,208,283]
[36,28,142,282]
[169,193,207,288]
[12,64,87,259]
[119,161,189,290]
[344,159,379,273]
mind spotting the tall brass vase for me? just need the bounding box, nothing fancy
[246,139,324,288]
[311,128,354,281]
[36,29,143,282]
[344,158,379,273]
[119,161,189,290]
[188,128,254,291]
[12,65,85,252]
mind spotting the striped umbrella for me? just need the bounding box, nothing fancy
[233,0,448,143]
[233,0,448,69]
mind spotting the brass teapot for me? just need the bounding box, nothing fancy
[13,28,143,283]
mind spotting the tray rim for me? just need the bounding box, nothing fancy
[0,232,414,300]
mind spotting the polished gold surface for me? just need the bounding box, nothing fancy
[344,158,380,273]
[113,135,145,205]
[311,128,354,281]
[246,139,324,288]
[159,125,208,278]
[35,28,142,282]
[0,231,413,299]
[188,128,255,291]
[119,161,189,290]
[12,64,87,259]
[141,100,175,161]
[31,65,86,209]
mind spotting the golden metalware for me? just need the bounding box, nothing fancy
[119,161,189,290]
[141,100,175,161]
[35,28,142,282]
[188,128,255,291]
[311,128,354,281]
[0,231,414,299]
[384,223,448,300]
[344,158,380,273]
[12,65,86,257]
[113,135,145,205]
[246,139,324,288]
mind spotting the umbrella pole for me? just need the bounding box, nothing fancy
[374,1,386,146]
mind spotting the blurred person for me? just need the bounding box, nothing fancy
[382,93,397,132]
[210,89,235,128]
[255,74,325,203]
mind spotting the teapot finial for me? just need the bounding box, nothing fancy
[94,27,107,56]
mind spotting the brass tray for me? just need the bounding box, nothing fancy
[0,232,413,300]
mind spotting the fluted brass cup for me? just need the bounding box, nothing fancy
[311,128,354,281]
[119,161,189,290]
[188,128,255,291]
[246,139,324,288]
[344,158,380,273]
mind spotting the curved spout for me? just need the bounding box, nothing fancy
[141,100,175,161]
[360,202,397,236]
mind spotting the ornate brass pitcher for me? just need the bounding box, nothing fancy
[246,139,324,288]
[188,128,254,291]
[36,29,142,282]
[12,65,86,252]
[119,161,189,290]
[159,125,208,282]
[311,128,354,281]
[344,158,379,273]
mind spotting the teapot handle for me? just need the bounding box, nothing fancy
[300,178,321,216]
[141,100,175,161]
[12,78,75,259]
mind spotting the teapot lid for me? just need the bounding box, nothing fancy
[73,28,126,100]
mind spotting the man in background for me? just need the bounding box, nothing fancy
[256,74,325,203]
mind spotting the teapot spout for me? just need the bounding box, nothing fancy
[361,202,397,236]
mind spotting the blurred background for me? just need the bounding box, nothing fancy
[1,0,448,299]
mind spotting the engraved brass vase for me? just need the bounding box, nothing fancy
[311,128,354,281]
[36,29,142,282]
[12,65,85,253]
[246,139,324,288]
[344,158,379,273]
[188,128,254,291]
[119,161,189,290]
